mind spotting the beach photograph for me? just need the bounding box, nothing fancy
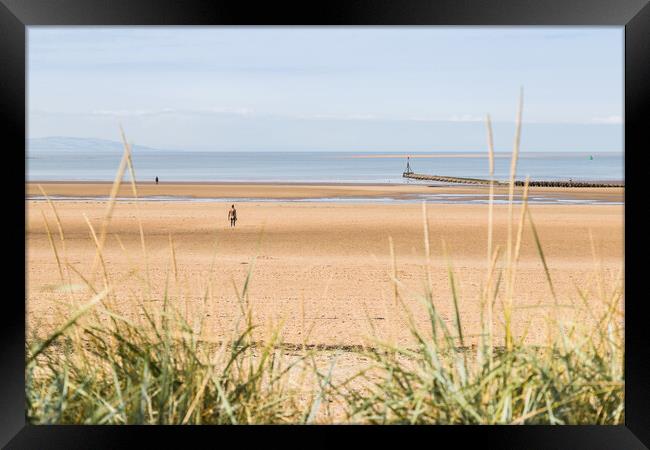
[25,27,624,424]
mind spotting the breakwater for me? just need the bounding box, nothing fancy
[403,172,623,188]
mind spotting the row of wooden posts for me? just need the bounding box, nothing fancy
[402,172,623,188]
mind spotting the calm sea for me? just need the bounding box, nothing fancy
[26,151,624,184]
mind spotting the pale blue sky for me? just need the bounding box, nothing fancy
[27,27,623,151]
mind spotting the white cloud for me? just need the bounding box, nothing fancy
[201,107,254,116]
[90,107,254,118]
[592,115,623,124]
[292,113,381,121]
[91,108,175,117]
[448,114,484,122]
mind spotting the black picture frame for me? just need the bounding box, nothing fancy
[2,0,648,447]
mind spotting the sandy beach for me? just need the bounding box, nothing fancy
[26,182,624,350]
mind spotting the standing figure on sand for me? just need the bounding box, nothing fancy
[228,204,237,228]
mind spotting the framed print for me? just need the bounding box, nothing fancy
[2,0,649,447]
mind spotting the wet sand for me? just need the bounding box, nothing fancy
[27,181,624,202]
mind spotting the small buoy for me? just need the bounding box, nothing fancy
[589,155,594,160]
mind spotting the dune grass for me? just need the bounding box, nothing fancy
[25,97,624,424]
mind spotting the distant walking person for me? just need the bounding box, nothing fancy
[155,176,159,185]
[228,204,237,227]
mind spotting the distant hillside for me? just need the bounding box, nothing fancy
[27,137,164,153]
